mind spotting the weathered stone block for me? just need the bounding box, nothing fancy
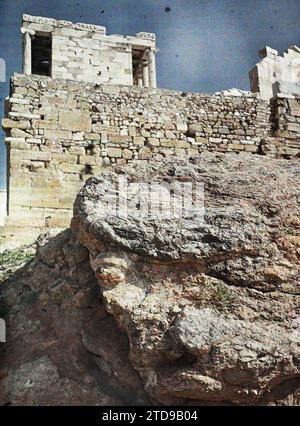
[133,137,145,145]
[11,149,51,162]
[59,110,91,132]
[108,135,131,143]
[122,149,133,159]
[2,118,30,129]
[286,123,300,132]
[107,148,122,158]
[79,155,102,166]
[147,138,160,147]
[195,137,209,145]
[176,123,188,132]
[52,153,78,164]
[44,129,72,140]
[59,163,84,174]
[138,147,152,160]
[32,119,58,129]
[69,146,86,155]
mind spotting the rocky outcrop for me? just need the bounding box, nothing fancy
[1,152,300,405]
[72,153,300,405]
[0,230,149,405]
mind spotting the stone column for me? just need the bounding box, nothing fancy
[148,48,157,88]
[142,63,149,88]
[137,77,143,87]
[21,27,35,75]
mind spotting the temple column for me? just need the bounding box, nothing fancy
[142,62,149,87]
[137,77,143,87]
[21,27,35,75]
[148,48,157,88]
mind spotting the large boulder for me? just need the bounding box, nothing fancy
[71,153,300,405]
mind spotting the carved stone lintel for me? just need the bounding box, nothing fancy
[135,32,156,42]
[75,23,106,34]
[21,27,35,36]
[23,14,106,34]
[23,14,56,26]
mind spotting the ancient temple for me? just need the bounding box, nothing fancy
[21,14,158,87]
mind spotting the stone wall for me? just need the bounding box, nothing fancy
[2,73,273,230]
[0,191,6,227]
[260,94,300,158]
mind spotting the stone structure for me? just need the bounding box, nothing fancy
[2,73,273,237]
[1,16,300,246]
[21,14,158,87]
[0,191,6,227]
[249,45,300,100]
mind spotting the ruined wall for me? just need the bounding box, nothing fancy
[260,94,300,158]
[2,73,272,230]
[249,45,300,100]
[0,191,6,227]
[23,14,156,86]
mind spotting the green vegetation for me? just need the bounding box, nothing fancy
[0,245,35,284]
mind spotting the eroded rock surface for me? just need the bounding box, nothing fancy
[72,153,300,405]
[1,152,300,405]
[0,230,149,406]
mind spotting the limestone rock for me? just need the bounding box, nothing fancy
[0,230,149,406]
[71,153,300,405]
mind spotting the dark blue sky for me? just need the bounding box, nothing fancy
[0,0,300,189]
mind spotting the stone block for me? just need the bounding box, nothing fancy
[286,123,300,132]
[147,138,160,147]
[9,112,41,119]
[11,129,31,138]
[2,118,30,129]
[59,163,85,174]
[107,148,122,158]
[79,155,103,166]
[59,110,91,132]
[69,146,86,155]
[138,147,152,160]
[52,153,78,164]
[195,137,209,145]
[44,129,72,140]
[165,130,176,139]
[108,135,131,143]
[209,138,222,144]
[229,143,245,151]
[122,149,133,159]
[32,119,58,129]
[176,123,188,132]
[11,149,51,162]
[188,124,203,134]
[92,124,119,134]
[133,137,145,145]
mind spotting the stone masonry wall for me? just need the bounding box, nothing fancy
[2,73,272,229]
[259,95,300,158]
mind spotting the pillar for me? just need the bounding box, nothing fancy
[142,63,149,87]
[21,27,35,75]
[148,48,157,88]
[137,77,143,87]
